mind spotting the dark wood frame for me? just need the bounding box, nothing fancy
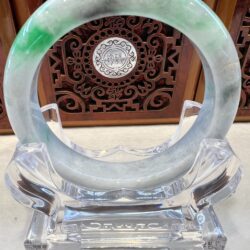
[0,0,16,134]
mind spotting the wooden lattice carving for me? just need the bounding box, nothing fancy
[236,6,250,110]
[0,86,6,120]
[46,16,186,121]
[0,42,7,121]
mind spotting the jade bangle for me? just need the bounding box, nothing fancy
[4,0,241,190]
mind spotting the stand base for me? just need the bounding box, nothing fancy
[25,206,226,250]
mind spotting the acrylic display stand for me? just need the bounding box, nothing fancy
[5,101,242,250]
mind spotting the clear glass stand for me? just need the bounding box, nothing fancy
[5,101,242,250]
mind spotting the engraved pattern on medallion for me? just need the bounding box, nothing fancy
[93,37,137,78]
[47,16,183,114]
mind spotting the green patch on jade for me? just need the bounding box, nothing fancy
[13,24,55,56]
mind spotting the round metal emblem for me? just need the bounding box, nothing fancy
[93,37,137,79]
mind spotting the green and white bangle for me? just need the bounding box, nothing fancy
[4,0,241,190]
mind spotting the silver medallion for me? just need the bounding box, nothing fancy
[93,37,137,79]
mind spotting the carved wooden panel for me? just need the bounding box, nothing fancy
[195,0,250,121]
[40,15,198,126]
[230,0,250,119]
[0,43,7,122]
[0,0,16,133]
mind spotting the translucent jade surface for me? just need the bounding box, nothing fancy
[4,0,241,190]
